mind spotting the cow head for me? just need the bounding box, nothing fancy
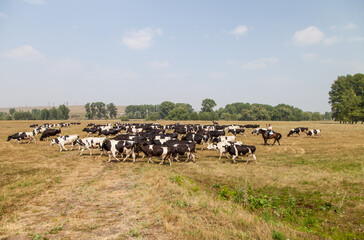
[7,136,11,141]
[50,138,59,146]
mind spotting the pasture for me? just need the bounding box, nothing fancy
[0,120,363,240]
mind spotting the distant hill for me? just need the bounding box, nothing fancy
[0,105,126,120]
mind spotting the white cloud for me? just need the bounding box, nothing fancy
[23,0,45,5]
[147,61,170,68]
[0,12,8,19]
[51,58,82,73]
[243,57,279,70]
[229,25,248,38]
[3,45,46,62]
[208,72,227,79]
[348,37,364,42]
[301,53,318,61]
[323,36,339,45]
[122,27,162,50]
[293,26,324,46]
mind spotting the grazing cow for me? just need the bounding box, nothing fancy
[244,124,260,128]
[7,131,37,144]
[228,128,245,136]
[40,129,61,141]
[207,141,242,160]
[287,127,308,137]
[224,143,257,164]
[137,144,172,166]
[307,129,321,137]
[100,139,136,162]
[50,135,79,152]
[73,137,106,156]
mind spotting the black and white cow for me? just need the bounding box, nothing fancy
[73,137,106,156]
[98,128,121,136]
[50,135,79,152]
[251,128,267,135]
[224,143,257,164]
[100,139,136,163]
[7,131,37,144]
[207,141,242,160]
[211,135,236,144]
[306,129,321,137]
[287,127,308,137]
[228,128,245,136]
[137,144,172,166]
[181,133,209,150]
[82,127,99,136]
[166,141,197,163]
[40,128,61,141]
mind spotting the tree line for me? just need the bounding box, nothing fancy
[124,98,331,121]
[0,105,70,120]
[329,73,364,123]
[84,102,117,119]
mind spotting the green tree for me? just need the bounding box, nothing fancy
[159,101,175,119]
[107,103,118,119]
[9,108,16,116]
[85,103,92,119]
[58,105,70,119]
[40,109,50,120]
[329,74,364,123]
[166,106,189,120]
[49,107,58,119]
[201,98,217,112]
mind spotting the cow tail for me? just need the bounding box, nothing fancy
[277,133,282,141]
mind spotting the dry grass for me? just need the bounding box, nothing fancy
[0,120,363,239]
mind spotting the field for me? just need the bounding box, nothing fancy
[0,120,363,240]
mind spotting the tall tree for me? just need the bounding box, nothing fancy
[107,103,118,119]
[159,101,175,118]
[201,98,217,112]
[329,74,364,123]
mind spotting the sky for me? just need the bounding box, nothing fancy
[0,0,363,113]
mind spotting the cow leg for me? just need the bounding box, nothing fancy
[252,154,257,164]
[79,148,84,156]
[148,157,154,164]
[232,155,237,163]
[62,145,68,151]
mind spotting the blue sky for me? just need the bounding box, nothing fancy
[0,0,363,113]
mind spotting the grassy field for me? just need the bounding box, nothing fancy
[0,120,363,240]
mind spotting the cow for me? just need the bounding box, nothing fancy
[251,128,267,135]
[73,137,106,156]
[82,127,99,136]
[39,128,61,141]
[207,141,242,160]
[287,127,308,137]
[100,139,136,163]
[136,143,172,166]
[165,141,197,162]
[98,128,120,136]
[29,124,38,128]
[181,133,209,150]
[7,131,37,144]
[228,128,245,136]
[224,143,257,164]
[307,129,321,137]
[50,135,79,152]
[211,135,236,144]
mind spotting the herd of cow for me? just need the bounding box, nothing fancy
[6,122,321,166]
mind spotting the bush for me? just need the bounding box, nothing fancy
[120,115,129,121]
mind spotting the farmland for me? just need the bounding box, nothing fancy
[0,120,363,239]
